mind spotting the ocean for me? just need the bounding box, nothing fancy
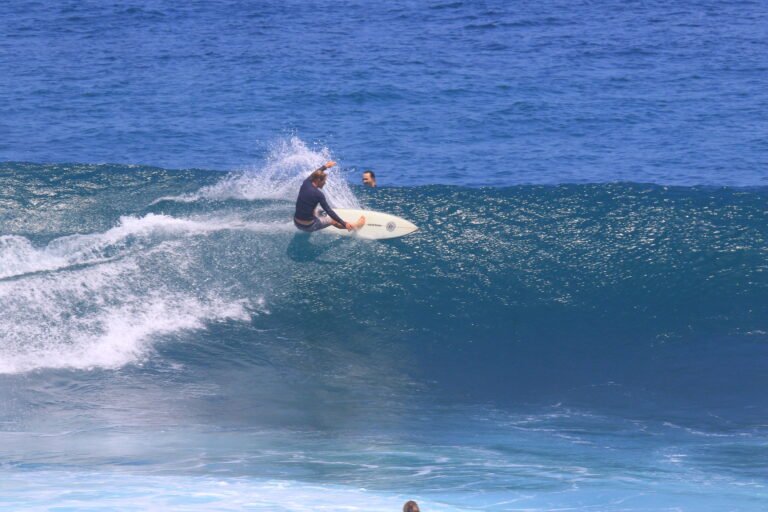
[1,1,767,511]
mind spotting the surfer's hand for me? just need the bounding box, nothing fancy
[345,222,354,231]
[324,161,336,168]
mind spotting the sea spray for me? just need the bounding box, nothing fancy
[152,137,361,209]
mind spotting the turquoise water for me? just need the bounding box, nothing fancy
[1,0,767,510]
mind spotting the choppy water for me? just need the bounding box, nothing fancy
[2,0,767,510]
[2,0,767,186]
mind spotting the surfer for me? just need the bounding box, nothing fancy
[293,161,365,232]
[362,170,377,187]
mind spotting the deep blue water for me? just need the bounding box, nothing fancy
[1,1,767,511]
[2,0,767,186]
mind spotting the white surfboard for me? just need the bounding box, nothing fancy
[318,208,418,239]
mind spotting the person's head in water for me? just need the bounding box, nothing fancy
[362,170,376,187]
[403,501,420,512]
[310,170,328,188]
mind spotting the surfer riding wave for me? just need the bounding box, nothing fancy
[293,162,365,232]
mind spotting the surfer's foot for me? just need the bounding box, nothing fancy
[354,216,366,229]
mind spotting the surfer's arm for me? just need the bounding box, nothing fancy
[315,161,336,172]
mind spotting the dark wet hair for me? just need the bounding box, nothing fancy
[403,501,420,512]
[363,170,375,178]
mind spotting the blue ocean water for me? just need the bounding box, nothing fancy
[1,1,767,511]
[2,0,767,186]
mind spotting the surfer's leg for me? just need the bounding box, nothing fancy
[314,216,336,231]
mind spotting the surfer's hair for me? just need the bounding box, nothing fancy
[364,170,375,178]
[310,170,327,185]
[403,501,420,512]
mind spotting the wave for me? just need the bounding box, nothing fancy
[0,210,282,373]
[0,213,292,280]
[1,150,766,413]
[0,235,254,373]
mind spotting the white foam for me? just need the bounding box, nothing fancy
[0,137,363,375]
[0,245,252,374]
[0,213,289,280]
[152,137,361,209]
[0,471,462,512]
[0,211,280,374]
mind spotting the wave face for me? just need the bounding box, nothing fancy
[1,155,766,414]
[1,151,767,510]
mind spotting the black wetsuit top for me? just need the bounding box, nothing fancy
[294,177,346,225]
